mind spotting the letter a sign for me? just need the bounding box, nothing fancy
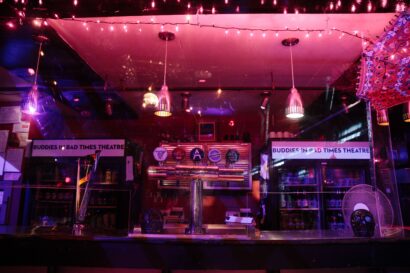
[190,148,204,162]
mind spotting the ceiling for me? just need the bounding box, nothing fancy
[0,12,396,121]
[48,13,394,90]
[40,13,394,118]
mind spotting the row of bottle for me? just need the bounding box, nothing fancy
[89,193,117,206]
[280,195,318,209]
[280,214,317,230]
[36,190,74,201]
[327,212,346,230]
[280,169,316,185]
[323,178,363,187]
[87,211,116,229]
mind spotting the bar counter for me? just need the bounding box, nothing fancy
[0,226,410,271]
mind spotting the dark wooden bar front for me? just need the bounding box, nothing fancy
[0,232,410,271]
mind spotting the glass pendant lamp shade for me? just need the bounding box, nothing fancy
[285,87,304,119]
[377,109,389,126]
[403,101,410,122]
[22,84,40,115]
[154,84,172,117]
[154,31,175,117]
[282,38,303,119]
[23,35,48,116]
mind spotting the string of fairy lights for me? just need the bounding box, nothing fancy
[0,0,407,25]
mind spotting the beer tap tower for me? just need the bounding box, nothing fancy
[148,144,246,234]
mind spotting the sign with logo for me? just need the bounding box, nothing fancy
[153,147,168,162]
[190,148,205,162]
[226,149,240,164]
[271,141,371,160]
[32,139,125,157]
[208,148,222,163]
[172,147,186,161]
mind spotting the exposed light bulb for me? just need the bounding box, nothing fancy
[109,25,114,31]
[273,0,277,5]
[305,32,310,38]
[38,0,42,5]
[187,2,191,9]
[367,1,372,12]
[225,0,228,4]
[217,88,222,95]
[6,21,15,28]
[212,6,216,14]
[318,32,323,37]
[351,4,356,12]
[330,2,334,10]
[381,0,387,8]
[283,7,287,14]
[32,19,42,27]
[151,0,155,8]
[175,25,179,32]
[275,32,279,37]
[28,68,35,75]
[73,0,78,6]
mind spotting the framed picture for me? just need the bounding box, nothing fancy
[198,122,216,142]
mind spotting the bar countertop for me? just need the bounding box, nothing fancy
[1,226,410,271]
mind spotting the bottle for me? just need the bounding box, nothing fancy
[302,192,308,208]
[287,195,293,208]
[105,169,112,184]
[280,195,287,208]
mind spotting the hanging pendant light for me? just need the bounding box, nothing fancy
[22,35,48,115]
[403,101,410,123]
[377,109,389,126]
[154,31,175,117]
[282,38,304,119]
[142,86,158,108]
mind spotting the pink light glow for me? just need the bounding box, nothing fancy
[6,21,15,29]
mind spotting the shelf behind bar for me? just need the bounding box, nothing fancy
[280,208,320,211]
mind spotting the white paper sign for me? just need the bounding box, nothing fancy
[32,139,125,157]
[0,130,9,153]
[12,121,30,133]
[0,106,21,124]
[4,148,24,172]
[0,152,5,176]
[271,141,370,160]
